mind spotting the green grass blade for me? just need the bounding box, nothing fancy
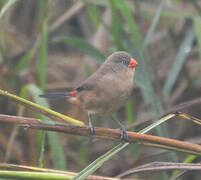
[109,0,124,50]
[0,171,72,179]
[27,84,67,170]
[84,0,102,30]
[38,130,46,168]
[47,131,67,170]
[73,114,175,180]
[28,83,47,168]
[115,0,142,49]
[163,28,195,101]
[138,114,175,134]
[17,86,29,115]
[0,0,18,21]
[143,0,165,48]
[27,85,49,108]
[14,51,32,72]
[38,21,48,91]
[172,155,197,178]
[194,17,201,63]
[54,37,106,62]
[126,99,134,128]
[72,143,128,180]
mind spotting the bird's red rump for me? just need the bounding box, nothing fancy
[128,58,138,68]
[69,90,77,97]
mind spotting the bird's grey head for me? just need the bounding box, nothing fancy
[105,51,138,71]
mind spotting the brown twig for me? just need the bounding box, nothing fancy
[49,1,84,33]
[117,161,201,178]
[1,114,201,156]
[163,97,201,117]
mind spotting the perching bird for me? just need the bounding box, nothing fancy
[40,51,138,139]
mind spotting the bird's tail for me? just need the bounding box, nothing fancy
[39,90,77,99]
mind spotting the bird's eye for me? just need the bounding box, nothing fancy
[122,60,128,65]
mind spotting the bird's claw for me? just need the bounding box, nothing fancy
[89,125,96,136]
[88,123,96,144]
[120,127,129,142]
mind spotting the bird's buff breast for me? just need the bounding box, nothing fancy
[80,69,134,115]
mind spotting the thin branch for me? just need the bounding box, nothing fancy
[1,114,201,156]
[117,161,201,178]
[49,1,84,33]
[163,97,201,117]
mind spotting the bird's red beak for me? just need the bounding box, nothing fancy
[128,58,138,69]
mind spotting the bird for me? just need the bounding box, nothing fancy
[40,51,138,140]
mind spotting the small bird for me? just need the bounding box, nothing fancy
[40,51,138,139]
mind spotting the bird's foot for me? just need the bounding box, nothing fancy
[88,113,95,136]
[89,118,96,136]
[120,127,129,142]
[88,124,96,144]
[89,125,96,136]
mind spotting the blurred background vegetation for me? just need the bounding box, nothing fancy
[0,0,201,179]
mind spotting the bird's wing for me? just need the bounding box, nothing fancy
[76,82,94,92]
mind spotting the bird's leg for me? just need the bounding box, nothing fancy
[111,116,129,142]
[120,126,129,142]
[88,113,95,135]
